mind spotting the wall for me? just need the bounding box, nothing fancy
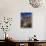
[0,0,46,40]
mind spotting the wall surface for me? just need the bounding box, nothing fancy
[0,0,46,40]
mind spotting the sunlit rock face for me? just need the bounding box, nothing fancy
[29,0,43,8]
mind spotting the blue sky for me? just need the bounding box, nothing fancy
[21,12,32,16]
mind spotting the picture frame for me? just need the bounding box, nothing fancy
[21,12,32,28]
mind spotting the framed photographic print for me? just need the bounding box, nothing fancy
[21,12,32,28]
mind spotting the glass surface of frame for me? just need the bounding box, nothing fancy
[21,12,32,28]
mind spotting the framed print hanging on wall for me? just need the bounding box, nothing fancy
[21,12,32,28]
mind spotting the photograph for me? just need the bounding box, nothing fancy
[21,12,32,28]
